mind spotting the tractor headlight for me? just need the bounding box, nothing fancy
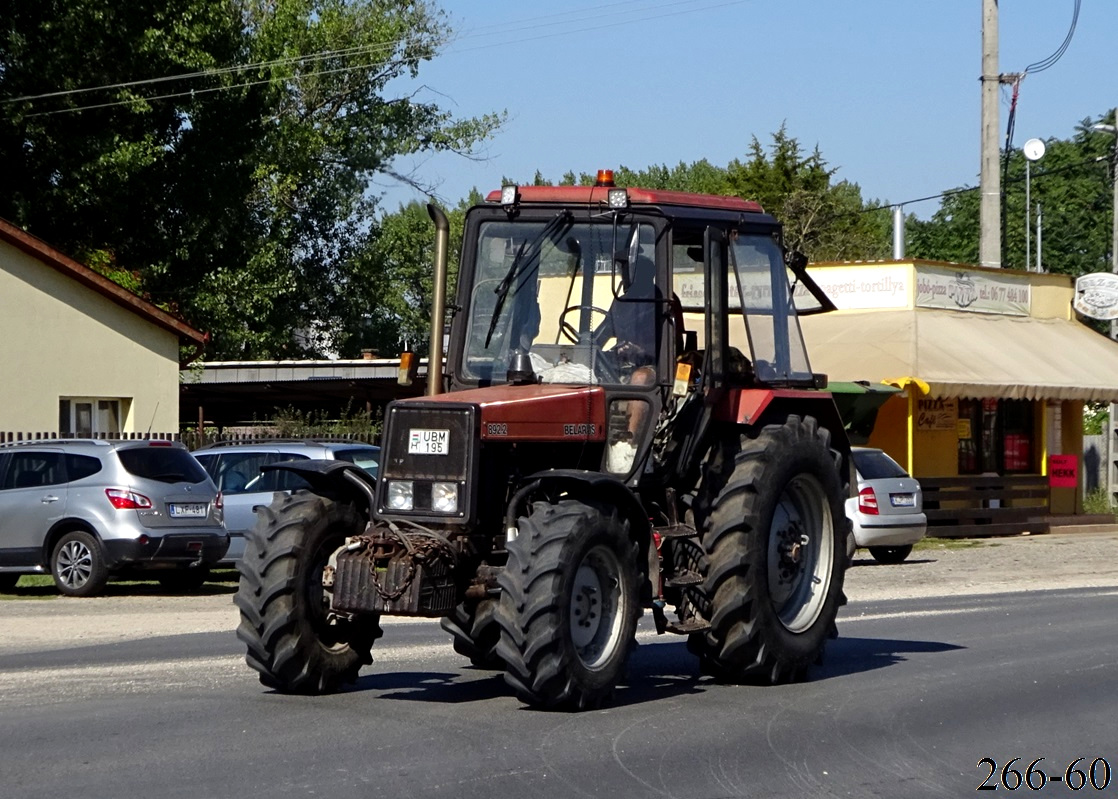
[431,482,459,514]
[386,480,414,510]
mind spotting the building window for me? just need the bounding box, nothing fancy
[957,398,1034,474]
[59,398,122,437]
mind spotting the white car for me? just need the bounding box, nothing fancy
[845,447,926,564]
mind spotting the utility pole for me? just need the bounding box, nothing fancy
[980,0,1002,268]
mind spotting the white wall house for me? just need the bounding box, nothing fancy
[0,218,207,438]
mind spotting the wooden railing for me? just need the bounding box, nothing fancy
[920,475,1050,537]
[0,430,377,451]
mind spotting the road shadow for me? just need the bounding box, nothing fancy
[814,635,965,679]
[849,557,937,567]
[325,631,961,707]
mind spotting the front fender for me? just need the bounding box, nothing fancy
[261,460,377,514]
[507,468,650,541]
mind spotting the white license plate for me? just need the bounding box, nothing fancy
[408,429,449,455]
[169,502,208,518]
[890,494,916,508]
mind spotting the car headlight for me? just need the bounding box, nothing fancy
[431,482,459,514]
[386,480,414,510]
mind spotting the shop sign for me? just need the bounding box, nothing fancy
[915,266,1030,316]
[915,397,957,431]
[1073,273,1118,320]
[802,265,911,310]
[1048,455,1078,488]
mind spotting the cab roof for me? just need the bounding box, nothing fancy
[484,184,764,214]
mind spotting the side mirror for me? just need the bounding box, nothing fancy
[786,250,808,271]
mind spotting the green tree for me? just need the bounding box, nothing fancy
[1,0,502,358]
[540,128,890,262]
[909,110,1115,276]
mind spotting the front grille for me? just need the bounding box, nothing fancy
[376,402,477,522]
[381,404,474,480]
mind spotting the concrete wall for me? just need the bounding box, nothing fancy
[0,240,182,433]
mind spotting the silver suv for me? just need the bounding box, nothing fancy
[192,439,379,565]
[0,439,227,596]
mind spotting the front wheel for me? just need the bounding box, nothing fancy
[690,415,849,683]
[495,499,640,709]
[441,599,503,669]
[869,544,913,564]
[235,491,383,694]
[0,574,20,592]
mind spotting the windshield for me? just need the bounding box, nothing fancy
[462,218,659,386]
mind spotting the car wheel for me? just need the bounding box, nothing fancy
[51,530,110,597]
[869,545,914,564]
[0,574,20,592]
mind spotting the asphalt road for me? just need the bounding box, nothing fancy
[1,584,1116,799]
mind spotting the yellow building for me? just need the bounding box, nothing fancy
[799,259,1118,528]
[1,219,206,438]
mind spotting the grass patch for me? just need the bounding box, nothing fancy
[914,537,990,552]
[1,569,240,600]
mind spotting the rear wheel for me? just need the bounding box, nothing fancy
[51,530,110,597]
[441,599,503,669]
[235,490,383,694]
[0,574,20,592]
[495,499,640,709]
[689,415,848,683]
[869,544,913,564]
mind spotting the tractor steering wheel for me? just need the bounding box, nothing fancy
[558,304,612,345]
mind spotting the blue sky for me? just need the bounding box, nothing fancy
[381,0,1118,219]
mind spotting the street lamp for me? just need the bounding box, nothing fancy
[1093,121,1118,292]
[1023,138,1046,271]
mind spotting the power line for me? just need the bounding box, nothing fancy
[4,0,749,115]
[1024,0,1080,75]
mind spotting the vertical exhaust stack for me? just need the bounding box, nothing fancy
[426,204,450,396]
[892,206,905,260]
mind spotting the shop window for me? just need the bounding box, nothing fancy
[956,398,1034,474]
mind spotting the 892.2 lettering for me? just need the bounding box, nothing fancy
[978,757,1111,791]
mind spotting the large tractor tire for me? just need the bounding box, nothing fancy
[441,599,503,669]
[689,415,849,684]
[495,499,641,710]
[235,490,383,694]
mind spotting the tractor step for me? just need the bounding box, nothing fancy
[663,569,703,587]
[653,523,698,539]
[666,619,711,635]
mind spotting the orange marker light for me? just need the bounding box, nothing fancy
[595,169,615,187]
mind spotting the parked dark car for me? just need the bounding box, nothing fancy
[0,439,227,596]
[192,440,379,565]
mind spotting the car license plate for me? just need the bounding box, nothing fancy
[890,494,916,508]
[408,429,449,455]
[169,502,208,518]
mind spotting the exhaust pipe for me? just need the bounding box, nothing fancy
[426,203,449,396]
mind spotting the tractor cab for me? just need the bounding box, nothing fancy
[446,170,838,477]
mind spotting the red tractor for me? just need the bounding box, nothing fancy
[235,171,853,709]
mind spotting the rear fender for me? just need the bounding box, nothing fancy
[261,460,376,517]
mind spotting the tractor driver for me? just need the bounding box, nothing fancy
[594,254,662,472]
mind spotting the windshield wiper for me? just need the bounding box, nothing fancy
[485,211,571,348]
